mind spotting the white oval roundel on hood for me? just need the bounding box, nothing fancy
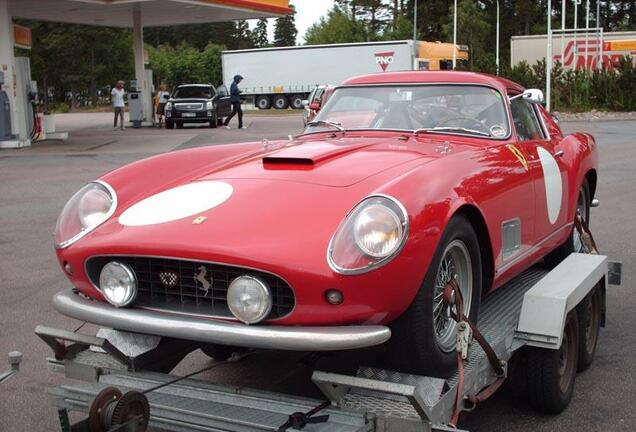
[119,181,233,226]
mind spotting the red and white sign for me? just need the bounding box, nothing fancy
[375,51,395,72]
[553,39,636,70]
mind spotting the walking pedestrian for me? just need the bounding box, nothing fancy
[156,83,170,128]
[224,75,246,129]
[111,80,126,130]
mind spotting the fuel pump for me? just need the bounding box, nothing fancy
[0,71,14,141]
[128,79,143,128]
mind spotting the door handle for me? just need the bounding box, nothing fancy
[554,150,564,158]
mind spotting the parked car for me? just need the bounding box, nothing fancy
[302,85,335,126]
[165,84,231,129]
[52,71,597,377]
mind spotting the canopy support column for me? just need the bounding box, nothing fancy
[132,6,151,124]
[0,0,24,147]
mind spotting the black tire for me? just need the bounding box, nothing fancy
[576,284,602,372]
[217,117,224,126]
[273,95,289,110]
[201,344,245,361]
[210,113,218,128]
[522,309,579,414]
[545,179,590,268]
[256,95,272,110]
[387,215,482,377]
[290,94,305,109]
[176,122,184,129]
[165,119,174,129]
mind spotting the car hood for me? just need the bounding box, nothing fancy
[85,134,475,275]
[194,135,440,187]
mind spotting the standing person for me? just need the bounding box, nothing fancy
[111,81,126,131]
[224,74,246,129]
[156,83,170,128]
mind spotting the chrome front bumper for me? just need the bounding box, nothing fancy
[53,290,391,351]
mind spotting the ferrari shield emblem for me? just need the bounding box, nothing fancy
[192,216,207,225]
[506,144,529,171]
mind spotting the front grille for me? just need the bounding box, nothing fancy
[85,256,295,320]
[174,103,204,110]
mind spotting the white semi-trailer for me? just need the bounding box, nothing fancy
[222,40,467,110]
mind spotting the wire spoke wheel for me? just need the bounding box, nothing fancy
[573,186,589,253]
[432,239,473,352]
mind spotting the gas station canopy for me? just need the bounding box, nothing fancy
[0,0,291,148]
[8,0,291,27]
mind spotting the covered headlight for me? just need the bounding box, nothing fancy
[54,181,116,249]
[227,276,272,324]
[328,195,408,274]
[206,101,214,110]
[165,101,172,110]
[99,261,137,307]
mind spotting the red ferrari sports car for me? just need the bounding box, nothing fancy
[53,71,597,376]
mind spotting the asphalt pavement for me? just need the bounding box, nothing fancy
[0,112,634,431]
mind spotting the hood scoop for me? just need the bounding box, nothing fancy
[262,156,314,170]
[261,141,372,170]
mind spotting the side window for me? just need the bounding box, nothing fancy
[216,85,228,97]
[313,88,325,104]
[510,98,544,141]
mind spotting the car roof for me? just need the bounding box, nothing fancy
[177,84,213,88]
[342,71,524,94]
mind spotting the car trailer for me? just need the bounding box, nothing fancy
[36,250,622,432]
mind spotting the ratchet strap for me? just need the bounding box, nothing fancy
[443,278,504,427]
[574,212,599,254]
[277,401,331,432]
[443,279,504,377]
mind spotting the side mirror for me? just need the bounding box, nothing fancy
[520,89,544,104]
[309,102,321,111]
[301,100,308,107]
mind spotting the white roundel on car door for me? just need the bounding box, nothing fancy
[537,147,562,225]
[119,181,233,226]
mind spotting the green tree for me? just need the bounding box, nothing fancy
[305,6,367,45]
[16,20,134,110]
[442,0,491,67]
[252,18,269,47]
[274,5,298,46]
[381,14,413,40]
[148,43,224,88]
[233,20,254,49]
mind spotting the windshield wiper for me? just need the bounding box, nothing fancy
[307,120,345,133]
[414,126,491,137]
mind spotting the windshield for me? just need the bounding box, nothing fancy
[173,86,212,99]
[306,85,509,138]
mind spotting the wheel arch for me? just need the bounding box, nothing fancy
[453,204,495,294]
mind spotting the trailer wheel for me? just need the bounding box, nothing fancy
[201,344,246,361]
[522,309,579,414]
[290,94,305,109]
[273,95,289,110]
[576,284,602,372]
[387,215,482,377]
[545,180,590,268]
[256,95,272,110]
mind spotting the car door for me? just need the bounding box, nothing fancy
[215,85,232,117]
[509,95,570,256]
